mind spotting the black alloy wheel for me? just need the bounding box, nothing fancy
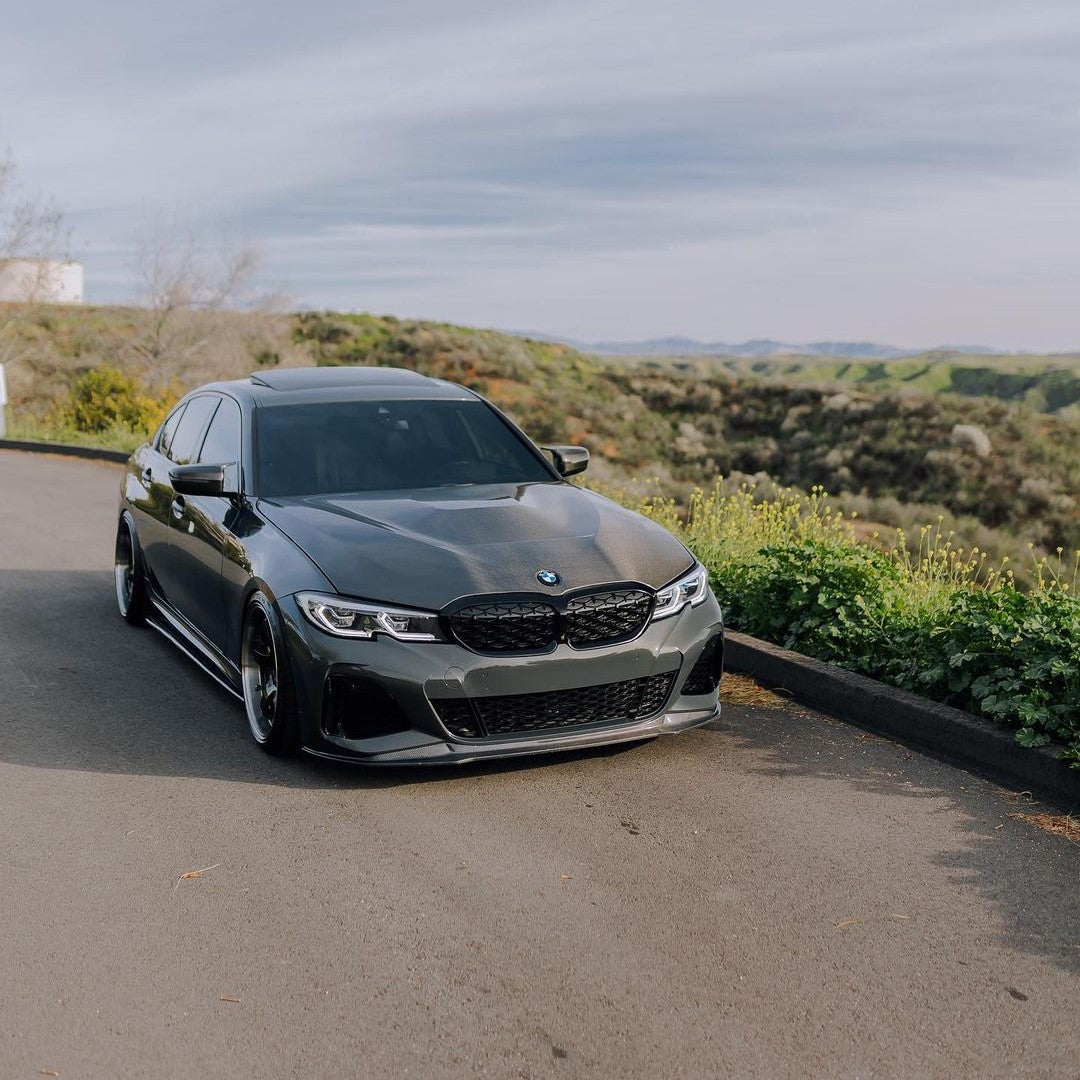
[241,592,299,755]
[114,514,148,626]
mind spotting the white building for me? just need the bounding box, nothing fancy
[0,258,83,303]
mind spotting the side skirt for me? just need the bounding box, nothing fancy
[147,595,243,702]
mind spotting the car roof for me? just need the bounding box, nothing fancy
[249,366,437,391]
[193,366,477,408]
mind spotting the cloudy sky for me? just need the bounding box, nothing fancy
[3,0,1080,349]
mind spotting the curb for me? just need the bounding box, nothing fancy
[0,438,129,464]
[725,629,1080,810]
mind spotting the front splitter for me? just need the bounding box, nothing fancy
[299,703,719,766]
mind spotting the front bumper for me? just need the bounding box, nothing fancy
[279,591,724,765]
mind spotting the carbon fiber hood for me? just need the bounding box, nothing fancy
[258,481,694,610]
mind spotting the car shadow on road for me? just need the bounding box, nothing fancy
[7,571,1077,976]
[0,570,642,792]
[698,704,1080,976]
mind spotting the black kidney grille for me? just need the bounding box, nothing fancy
[565,589,653,647]
[449,600,559,653]
[447,589,654,654]
[432,672,674,739]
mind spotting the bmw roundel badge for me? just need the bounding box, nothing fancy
[537,569,560,586]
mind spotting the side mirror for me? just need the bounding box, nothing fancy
[170,463,235,496]
[543,444,590,478]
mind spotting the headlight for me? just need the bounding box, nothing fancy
[297,592,445,642]
[651,565,710,621]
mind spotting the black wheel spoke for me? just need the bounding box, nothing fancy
[243,605,281,742]
[114,522,141,619]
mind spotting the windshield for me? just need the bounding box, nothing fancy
[255,398,555,497]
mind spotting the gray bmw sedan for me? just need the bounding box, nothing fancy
[115,365,724,764]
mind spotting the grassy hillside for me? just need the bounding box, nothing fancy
[292,313,1080,557]
[4,304,1079,568]
[629,350,1080,415]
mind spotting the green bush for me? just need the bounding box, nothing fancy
[888,588,1080,750]
[620,480,1080,765]
[52,365,172,435]
[718,539,901,666]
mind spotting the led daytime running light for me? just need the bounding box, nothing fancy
[297,592,443,641]
[651,565,709,621]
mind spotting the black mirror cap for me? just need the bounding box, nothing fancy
[169,463,236,496]
[543,444,590,478]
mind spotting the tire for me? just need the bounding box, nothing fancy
[240,591,300,755]
[114,513,149,626]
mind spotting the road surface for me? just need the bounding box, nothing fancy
[0,449,1077,1078]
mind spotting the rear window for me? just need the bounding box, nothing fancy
[157,403,187,457]
[168,396,219,465]
[255,399,553,497]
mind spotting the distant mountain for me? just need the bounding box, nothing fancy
[514,332,1000,360]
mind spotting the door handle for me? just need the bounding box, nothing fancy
[171,496,186,520]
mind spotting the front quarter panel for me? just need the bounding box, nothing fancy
[218,502,334,667]
[123,443,174,592]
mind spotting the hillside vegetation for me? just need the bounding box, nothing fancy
[5,304,1079,564]
[631,350,1080,415]
[293,313,1080,558]
[636,482,1079,766]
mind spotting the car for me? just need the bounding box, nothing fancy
[115,365,724,764]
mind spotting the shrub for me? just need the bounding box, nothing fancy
[913,588,1080,749]
[720,539,901,666]
[617,478,1080,765]
[51,365,172,435]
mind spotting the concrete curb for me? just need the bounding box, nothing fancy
[725,630,1079,809]
[0,438,128,464]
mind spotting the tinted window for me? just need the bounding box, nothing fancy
[255,399,553,497]
[157,403,187,457]
[198,397,242,465]
[169,396,219,464]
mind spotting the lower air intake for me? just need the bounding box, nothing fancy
[432,672,674,740]
[681,634,724,696]
[322,675,411,740]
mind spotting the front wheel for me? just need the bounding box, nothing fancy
[241,592,300,755]
[114,513,148,626]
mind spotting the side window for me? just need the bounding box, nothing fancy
[157,403,187,457]
[197,397,242,465]
[169,396,219,465]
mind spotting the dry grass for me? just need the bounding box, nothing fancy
[2,304,311,409]
[1009,812,1080,842]
[720,673,787,707]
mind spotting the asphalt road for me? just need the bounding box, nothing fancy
[1,448,1078,1080]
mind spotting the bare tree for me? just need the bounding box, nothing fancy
[129,215,279,383]
[0,150,67,288]
[0,152,70,400]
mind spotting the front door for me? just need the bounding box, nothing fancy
[166,396,244,652]
[128,402,187,592]
[151,394,218,616]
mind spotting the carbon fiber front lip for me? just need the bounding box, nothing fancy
[298,702,719,765]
